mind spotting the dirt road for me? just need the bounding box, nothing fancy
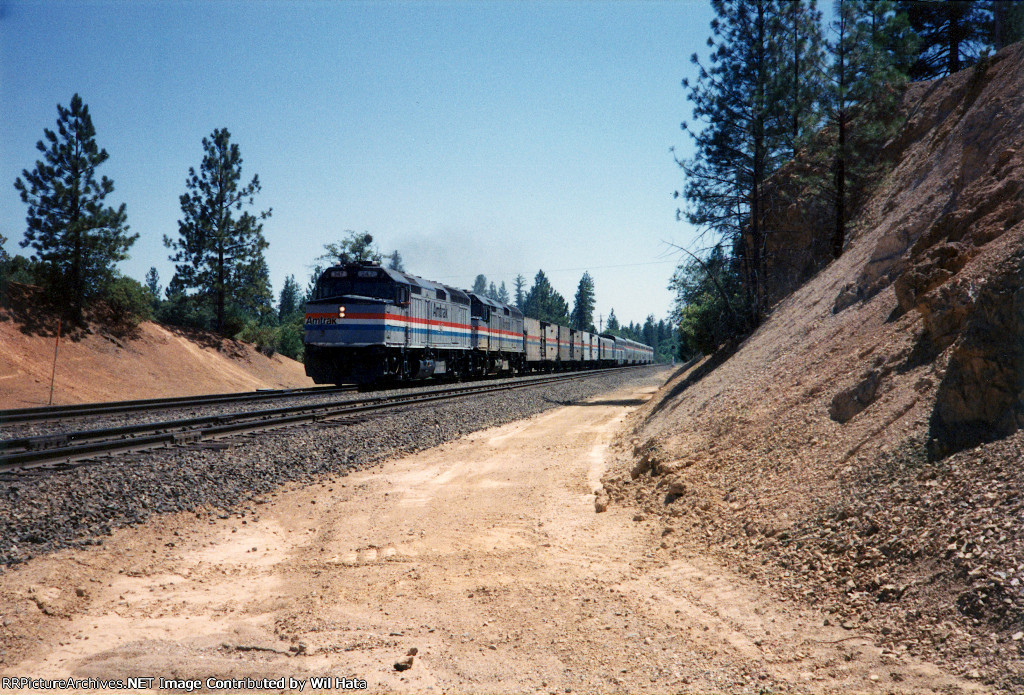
[0,375,975,693]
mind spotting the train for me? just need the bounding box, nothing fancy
[302,262,654,385]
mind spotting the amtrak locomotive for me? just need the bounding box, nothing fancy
[303,262,654,386]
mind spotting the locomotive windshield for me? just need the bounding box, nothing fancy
[314,268,396,302]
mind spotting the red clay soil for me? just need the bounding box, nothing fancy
[0,313,312,409]
[602,43,1024,690]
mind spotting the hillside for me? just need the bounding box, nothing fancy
[603,44,1024,688]
[0,295,312,408]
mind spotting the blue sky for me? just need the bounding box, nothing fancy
[1,0,714,328]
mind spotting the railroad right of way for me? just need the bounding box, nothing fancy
[0,366,670,567]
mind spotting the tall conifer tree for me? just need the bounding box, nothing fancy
[14,94,136,318]
[522,270,570,324]
[826,0,911,258]
[471,274,488,295]
[678,0,787,323]
[570,272,596,331]
[898,0,991,79]
[165,128,271,334]
[773,0,827,159]
[513,274,526,310]
[606,309,619,332]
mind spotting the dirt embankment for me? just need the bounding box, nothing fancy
[0,296,312,408]
[602,43,1024,690]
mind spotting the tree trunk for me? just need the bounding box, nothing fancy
[834,108,847,259]
[217,247,225,334]
[70,144,82,322]
[948,7,961,74]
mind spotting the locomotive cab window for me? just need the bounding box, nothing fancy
[315,269,395,302]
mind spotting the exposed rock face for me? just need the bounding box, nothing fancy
[929,251,1024,456]
[826,48,1024,456]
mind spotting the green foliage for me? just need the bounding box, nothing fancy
[497,281,509,304]
[144,267,161,311]
[278,274,302,322]
[101,275,152,331]
[0,254,44,287]
[773,0,828,159]
[276,320,304,361]
[308,232,386,302]
[824,0,912,258]
[471,274,488,295]
[165,128,272,335]
[236,320,278,357]
[155,290,214,330]
[386,250,405,271]
[319,231,382,266]
[606,308,619,331]
[897,0,991,79]
[991,0,1024,49]
[13,94,137,320]
[670,246,750,357]
[570,272,596,331]
[513,274,526,310]
[234,315,304,361]
[522,270,570,324]
[677,0,800,323]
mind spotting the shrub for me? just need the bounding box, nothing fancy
[156,292,214,330]
[102,276,152,333]
[276,322,304,361]
[236,320,278,357]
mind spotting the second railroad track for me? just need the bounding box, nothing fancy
[0,367,645,473]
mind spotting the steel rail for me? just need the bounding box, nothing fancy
[0,366,648,472]
[0,385,356,425]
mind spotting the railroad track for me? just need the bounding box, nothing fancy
[0,367,647,473]
[0,385,357,426]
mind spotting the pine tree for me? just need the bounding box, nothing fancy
[898,1,991,79]
[235,246,274,324]
[165,128,271,334]
[991,0,1024,49]
[522,270,570,324]
[145,267,161,299]
[487,281,499,301]
[386,250,405,271]
[472,274,488,295]
[606,309,619,331]
[677,0,788,324]
[278,274,302,322]
[319,231,381,266]
[569,272,596,331]
[643,315,657,348]
[513,274,526,310]
[14,94,136,319]
[826,0,911,258]
[497,281,510,304]
[773,0,827,159]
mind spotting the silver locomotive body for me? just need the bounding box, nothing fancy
[304,263,472,384]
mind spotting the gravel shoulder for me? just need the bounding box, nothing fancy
[0,369,975,693]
